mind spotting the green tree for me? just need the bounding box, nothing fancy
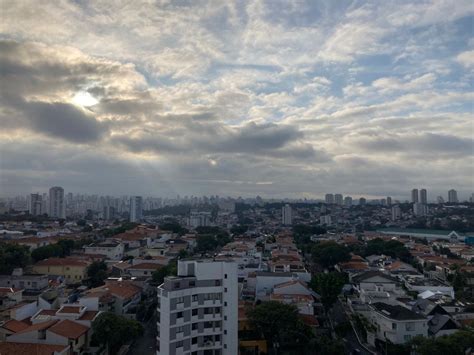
[410,329,474,355]
[311,242,351,268]
[31,244,63,262]
[0,243,30,274]
[152,261,177,284]
[87,261,108,287]
[91,312,144,354]
[310,272,347,310]
[246,301,313,351]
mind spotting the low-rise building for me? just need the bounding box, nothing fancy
[32,258,90,285]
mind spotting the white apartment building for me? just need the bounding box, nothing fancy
[29,193,43,216]
[49,186,65,219]
[281,204,292,226]
[157,260,238,355]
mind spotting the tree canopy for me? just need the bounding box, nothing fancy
[361,238,411,261]
[152,260,177,284]
[311,241,351,268]
[246,301,313,351]
[31,239,75,262]
[310,272,347,310]
[86,261,108,287]
[0,243,30,274]
[409,329,474,355]
[91,312,143,354]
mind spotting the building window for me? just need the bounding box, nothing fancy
[215,280,221,286]
[224,316,227,320]
[177,312,183,318]
[192,309,198,316]
[224,288,227,293]
[215,307,220,314]
[406,322,415,331]
[224,274,227,279]
[204,308,213,314]
[176,326,184,333]
[189,281,195,287]
[175,296,185,304]
[192,323,198,330]
[392,323,397,330]
[192,337,198,344]
[175,340,183,348]
[192,294,198,302]
[224,302,227,306]
[174,282,180,289]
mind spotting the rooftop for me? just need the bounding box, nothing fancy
[48,319,89,339]
[372,302,426,321]
[0,342,68,355]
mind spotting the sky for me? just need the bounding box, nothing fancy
[0,0,473,200]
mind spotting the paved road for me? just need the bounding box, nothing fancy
[128,313,157,355]
[332,300,372,355]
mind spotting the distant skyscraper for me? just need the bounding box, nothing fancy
[411,189,419,203]
[325,194,334,204]
[470,193,474,204]
[129,196,143,222]
[391,205,401,221]
[437,196,445,204]
[386,196,392,206]
[420,189,427,204]
[29,193,42,216]
[282,204,292,225]
[335,194,343,206]
[344,196,353,207]
[359,197,366,206]
[448,189,458,203]
[48,186,65,219]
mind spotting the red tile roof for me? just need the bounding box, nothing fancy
[48,319,89,339]
[128,263,163,270]
[0,342,68,355]
[0,287,22,294]
[1,319,29,333]
[57,306,84,314]
[35,258,90,267]
[15,319,59,334]
[78,310,99,321]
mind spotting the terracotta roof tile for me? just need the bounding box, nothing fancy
[15,319,59,334]
[0,342,68,355]
[48,319,89,339]
[1,319,29,333]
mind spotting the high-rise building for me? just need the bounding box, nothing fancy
[282,204,292,225]
[359,197,366,206]
[48,186,65,219]
[320,215,332,225]
[470,193,474,204]
[344,196,353,207]
[437,196,445,204]
[189,211,212,228]
[334,194,343,206]
[413,202,427,216]
[129,196,143,222]
[411,189,419,203]
[29,193,42,216]
[448,189,458,203]
[325,194,334,204]
[157,260,238,355]
[386,196,392,206]
[391,205,401,221]
[420,189,427,204]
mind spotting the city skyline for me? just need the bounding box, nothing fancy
[1,1,473,199]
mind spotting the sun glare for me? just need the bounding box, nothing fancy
[72,91,99,107]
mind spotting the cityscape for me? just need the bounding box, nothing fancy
[1,1,474,355]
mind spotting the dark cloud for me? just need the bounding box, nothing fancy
[22,101,106,143]
[355,133,473,157]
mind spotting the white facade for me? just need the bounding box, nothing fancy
[368,303,428,345]
[130,196,143,222]
[157,260,238,355]
[282,204,292,225]
[83,241,124,260]
[49,186,65,219]
[391,205,401,221]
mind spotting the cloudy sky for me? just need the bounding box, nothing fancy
[0,0,473,200]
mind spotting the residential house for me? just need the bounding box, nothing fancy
[32,258,90,285]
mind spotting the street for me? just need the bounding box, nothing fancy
[128,312,156,355]
[331,300,372,355]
